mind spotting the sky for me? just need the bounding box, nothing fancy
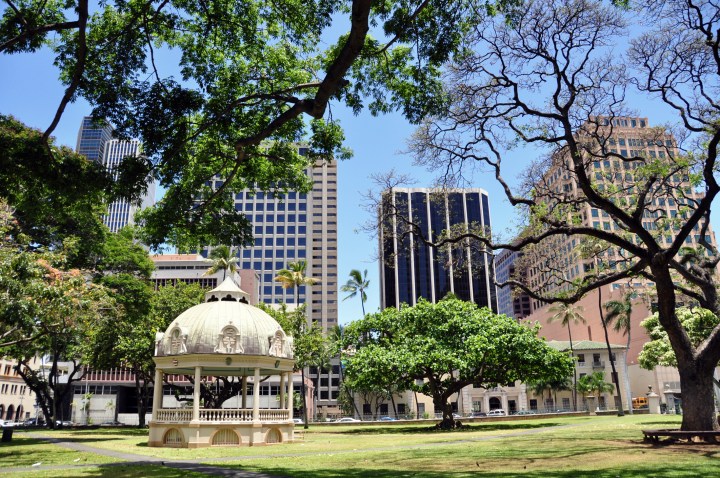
[1,15,716,327]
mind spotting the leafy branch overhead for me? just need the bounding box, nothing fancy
[1,0,524,250]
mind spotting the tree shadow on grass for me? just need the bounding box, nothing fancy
[221,464,711,478]
[335,422,566,435]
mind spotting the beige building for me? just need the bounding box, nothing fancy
[0,356,35,422]
[151,254,259,304]
[509,117,718,410]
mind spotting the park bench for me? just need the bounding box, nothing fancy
[293,429,305,441]
[642,429,720,444]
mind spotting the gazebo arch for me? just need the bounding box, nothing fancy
[148,278,296,448]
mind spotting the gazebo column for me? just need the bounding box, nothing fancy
[193,366,202,421]
[151,368,164,421]
[280,372,286,416]
[286,372,293,417]
[242,375,248,409]
[252,367,261,421]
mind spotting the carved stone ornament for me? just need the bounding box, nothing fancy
[268,329,286,357]
[169,327,188,354]
[215,326,243,354]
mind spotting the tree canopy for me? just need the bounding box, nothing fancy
[401,0,720,431]
[342,297,574,428]
[0,0,526,250]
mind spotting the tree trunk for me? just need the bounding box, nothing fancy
[652,267,720,431]
[567,325,577,411]
[301,368,309,429]
[390,393,397,418]
[599,288,623,416]
[678,362,719,433]
[435,396,454,429]
[135,372,147,428]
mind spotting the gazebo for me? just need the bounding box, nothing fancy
[148,278,296,448]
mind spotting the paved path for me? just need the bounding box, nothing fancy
[4,422,588,476]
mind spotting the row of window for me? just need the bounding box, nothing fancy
[0,384,26,395]
[252,239,307,249]
[73,385,118,395]
[235,202,307,212]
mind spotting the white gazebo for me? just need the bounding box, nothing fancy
[148,278,296,448]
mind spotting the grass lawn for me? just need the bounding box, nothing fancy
[0,435,121,468]
[4,415,718,477]
[1,464,210,478]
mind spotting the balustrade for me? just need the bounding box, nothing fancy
[156,408,290,423]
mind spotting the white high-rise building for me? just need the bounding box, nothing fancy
[75,117,155,232]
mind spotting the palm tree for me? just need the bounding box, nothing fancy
[274,261,320,428]
[577,371,615,411]
[203,245,239,281]
[548,302,586,411]
[341,269,370,317]
[598,288,630,416]
[274,260,320,306]
[604,292,635,415]
[604,292,634,361]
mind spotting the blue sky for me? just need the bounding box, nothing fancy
[1,30,716,326]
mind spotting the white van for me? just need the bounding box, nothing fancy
[487,409,506,416]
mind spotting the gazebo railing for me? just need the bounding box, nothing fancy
[199,408,253,422]
[156,408,291,423]
[156,409,193,422]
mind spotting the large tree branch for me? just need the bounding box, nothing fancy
[42,0,88,144]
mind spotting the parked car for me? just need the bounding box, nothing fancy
[23,418,42,427]
[379,416,398,421]
[514,410,536,416]
[452,413,462,419]
[472,411,487,417]
[101,420,123,426]
[487,409,506,416]
[0,420,14,427]
[55,420,73,427]
[336,417,361,423]
[292,418,303,424]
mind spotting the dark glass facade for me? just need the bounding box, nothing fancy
[380,188,498,312]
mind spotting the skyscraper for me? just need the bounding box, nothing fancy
[75,116,155,232]
[206,159,340,412]
[495,249,531,320]
[379,188,498,312]
[223,160,338,331]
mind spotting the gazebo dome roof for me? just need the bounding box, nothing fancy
[155,278,293,359]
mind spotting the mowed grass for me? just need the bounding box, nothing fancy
[30,419,571,461]
[213,415,718,477]
[4,415,718,477]
[0,464,210,478]
[0,435,121,468]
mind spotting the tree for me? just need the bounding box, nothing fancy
[341,269,370,317]
[275,261,320,306]
[1,249,115,427]
[577,372,615,411]
[407,0,720,431]
[342,297,574,429]
[638,307,720,393]
[0,0,529,251]
[260,302,328,429]
[603,291,637,415]
[547,303,586,411]
[528,376,571,411]
[604,293,635,362]
[84,227,156,426]
[0,116,110,266]
[203,245,239,281]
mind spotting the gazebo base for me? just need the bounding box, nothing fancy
[148,421,295,448]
